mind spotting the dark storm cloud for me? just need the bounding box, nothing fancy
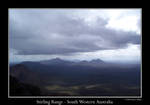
[9,9,141,55]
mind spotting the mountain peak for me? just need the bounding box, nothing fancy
[52,58,63,61]
[40,58,70,65]
[90,59,104,63]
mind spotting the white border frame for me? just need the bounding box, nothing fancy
[8,8,142,98]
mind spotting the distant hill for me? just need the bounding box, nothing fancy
[90,59,104,63]
[38,58,106,67]
[39,58,74,65]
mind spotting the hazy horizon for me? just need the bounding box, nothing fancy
[9,57,141,65]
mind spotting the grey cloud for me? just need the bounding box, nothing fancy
[9,9,141,55]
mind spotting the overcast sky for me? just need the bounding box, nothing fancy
[9,9,141,63]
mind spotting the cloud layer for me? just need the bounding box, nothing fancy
[9,9,141,56]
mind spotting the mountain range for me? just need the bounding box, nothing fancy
[23,58,105,66]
